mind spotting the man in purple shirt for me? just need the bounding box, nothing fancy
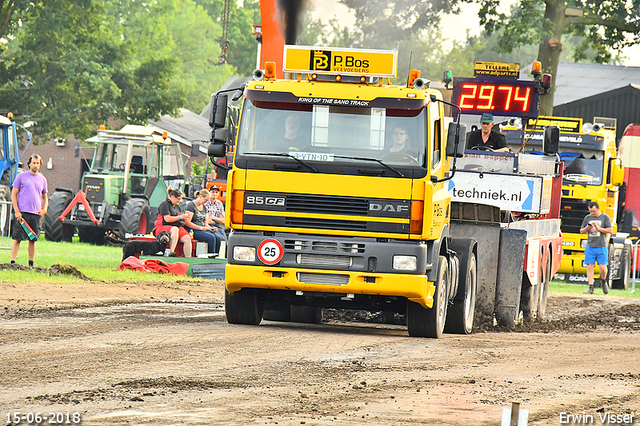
[11,154,48,267]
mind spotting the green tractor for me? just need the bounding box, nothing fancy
[44,125,187,244]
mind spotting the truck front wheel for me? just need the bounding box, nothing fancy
[445,251,477,334]
[407,256,449,338]
[225,288,264,325]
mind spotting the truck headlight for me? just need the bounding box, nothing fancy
[580,240,587,248]
[393,255,417,271]
[233,246,256,262]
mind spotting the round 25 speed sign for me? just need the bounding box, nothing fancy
[257,239,284,265]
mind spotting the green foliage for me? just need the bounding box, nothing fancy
[0,0,247,140]
[117,0,235,114]
[0,0,187,141]
[299,13,362,47]
[190,158,211,183]
[194,0,261,77]
[340,0,462,42]
[479,0,640,63]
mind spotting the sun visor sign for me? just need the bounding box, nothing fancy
[525,116,583,134]
[283,45,397,77]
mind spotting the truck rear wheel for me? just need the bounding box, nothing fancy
[612,244,631,290]
[445,252,477,334]
[537,253,551,320]
[43,191,76,242]
[521,278,539,322]
[407,256,448,338]
[290,306,323,324]
[225,288,264,325]
[120,198,151,236]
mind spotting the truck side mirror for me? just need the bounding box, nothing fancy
[208,142,226,159]
[543,126,560,155]
[610,158,624,186]
[209,93,228,128]
[446,122,466,158]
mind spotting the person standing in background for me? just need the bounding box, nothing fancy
[11,154,48,267]
[580,201,613,294]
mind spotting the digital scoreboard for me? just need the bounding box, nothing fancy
[451,77,538,117]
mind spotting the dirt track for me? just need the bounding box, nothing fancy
[1,277,639,426]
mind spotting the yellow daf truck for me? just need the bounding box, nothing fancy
[208,47,556,336]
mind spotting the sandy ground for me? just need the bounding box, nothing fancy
[1,273,639,426]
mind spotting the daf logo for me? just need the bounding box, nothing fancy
[369,203,409,213]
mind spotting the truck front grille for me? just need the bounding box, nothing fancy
[287,194,368,215]
[285,217,368,231]
[297,254,352,268]
[297,272,350,285]
[560,198,588,234]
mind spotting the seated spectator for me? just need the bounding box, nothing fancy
[184,189,220,256]
[205,185,227,247]
[154,188,193,257]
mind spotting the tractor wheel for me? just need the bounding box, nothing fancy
[290,306,323,324]
[77,226,106,245]
[225,288,264,325]
[612,244,631,290]
[445,251,477,334]
[120,198,151,236]
[407,256,449,338]
[43,191,76,242]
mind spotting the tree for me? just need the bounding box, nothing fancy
[0,0,186,140]
[117,0,235,113]
[194,0,261,77]
[479,0,640,113]
[340,0,462,43]
[0,0,31,41]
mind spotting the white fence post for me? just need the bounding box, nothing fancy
[0,199,13,250]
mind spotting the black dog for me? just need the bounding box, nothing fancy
[120,231,171,261]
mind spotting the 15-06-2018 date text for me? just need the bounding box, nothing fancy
[5,412,81,425]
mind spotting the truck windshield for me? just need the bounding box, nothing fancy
[236,100,426,167]
[560,151,603,186]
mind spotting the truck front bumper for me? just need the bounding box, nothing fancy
[225,264,436,309]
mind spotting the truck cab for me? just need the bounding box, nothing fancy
[210,46,476,338]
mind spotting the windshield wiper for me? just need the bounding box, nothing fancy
[245,152,318,172]
[333,155,405,177]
